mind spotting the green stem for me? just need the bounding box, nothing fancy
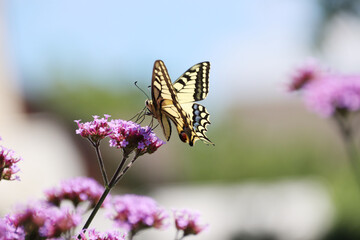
[334,112,360,191]
[78,186,110,237]
[128,231,133,240]
[114,154,140,185]
[88,138,109,186]
[179,233,185,240]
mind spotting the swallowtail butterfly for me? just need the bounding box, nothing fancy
[145,60,214,146]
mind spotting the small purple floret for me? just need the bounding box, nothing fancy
[173,209,208,237]
[288,60,324,92]
[0,139,22,181]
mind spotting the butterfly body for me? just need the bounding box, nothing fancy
[146,60,214,146]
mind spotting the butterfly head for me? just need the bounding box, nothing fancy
[145,100,155,116]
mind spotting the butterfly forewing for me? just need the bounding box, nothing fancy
[150,60,192,141]
[173,62,210,103]
[151,61,173,105]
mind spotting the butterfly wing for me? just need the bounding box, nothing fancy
[148,60,172,140]
[173,62,210,103]
[147,60,213,146]
[173,61,213,145]
[149,60,192,143]
[181,103,214,145]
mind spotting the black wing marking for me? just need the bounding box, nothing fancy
[181,103,214,145]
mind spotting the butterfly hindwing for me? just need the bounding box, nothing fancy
[181,103,213,145]
[160,113,172,141]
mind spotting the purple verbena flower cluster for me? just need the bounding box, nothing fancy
[45,177,110,209]
[304,75,360,117]
[0,139,22,181]
[173,209,208,237]
[108,120,165,156]
[75,114,112,142]
[7,201,81,239]
[78,229,126,240]
[75,115,165,156]
[289,61,360,117]
[108,194,169,235]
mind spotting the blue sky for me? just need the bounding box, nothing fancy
[4,0,319,104]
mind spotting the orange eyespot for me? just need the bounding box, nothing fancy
[179,131,188,143]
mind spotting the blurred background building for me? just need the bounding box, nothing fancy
[1,0,360,239]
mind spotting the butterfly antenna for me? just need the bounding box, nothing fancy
[134,81,151,100]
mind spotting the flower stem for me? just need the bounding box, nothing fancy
[114,154,139,185]
[179,233,185,240]
[108,154,128,188]
[174,230,180,240]
[77,154,129,238]
[334,112,360,191]
[88,138,109,186]
[78,185,111,238]
[128,231,133,240]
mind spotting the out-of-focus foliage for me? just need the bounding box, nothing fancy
[319,0,360,21]
[29,78,144,123]
[315,0,360,48]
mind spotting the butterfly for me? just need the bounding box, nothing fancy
[145,60,214,146]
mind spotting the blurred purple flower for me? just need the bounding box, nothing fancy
[38,207,81,238]
[78,229,126,240]
[45,177,110,209]
[304,75,360,117]
[8,201,81,239]
[288,60,324,91]
[75,114,112,142]
[108,194,169,235]
[0,217,25,240]
[108,120,165,156]
[173,209,208,237]
[0,140,22,181]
